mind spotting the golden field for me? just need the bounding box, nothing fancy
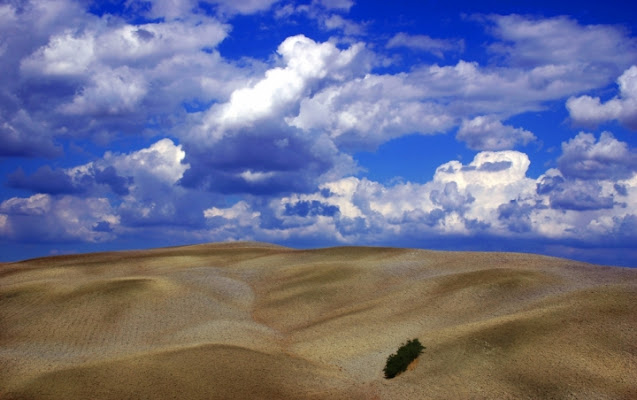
[1,242,636,399]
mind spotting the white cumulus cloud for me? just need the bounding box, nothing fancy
[192,34,368,143]
[289,73,454,148]
[456,115,536,150]
[566,65,637,129]
[103,138,190,185]
[0,194,118,242]
[557,131,637,180]
[59,66,148,115]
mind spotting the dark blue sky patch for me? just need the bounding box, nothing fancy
[284,200,340,217]
[92,221,113,233]
[614,183,628,196]
[7,166,82,195]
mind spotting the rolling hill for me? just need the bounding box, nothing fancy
[1,242,636,399]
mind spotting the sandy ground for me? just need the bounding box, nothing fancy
[1,241,636,399]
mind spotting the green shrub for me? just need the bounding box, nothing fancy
[383,338,425,379]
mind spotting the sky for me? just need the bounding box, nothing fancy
[1,0,637,266]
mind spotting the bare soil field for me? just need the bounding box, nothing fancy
[1,242,636,399]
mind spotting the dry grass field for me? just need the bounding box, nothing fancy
[1,242,636,399]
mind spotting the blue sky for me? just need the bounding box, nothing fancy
[1,0,637,266]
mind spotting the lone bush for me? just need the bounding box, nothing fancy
[383,338,425,379]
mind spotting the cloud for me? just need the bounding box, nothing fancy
[93,167,132,196]
[87,138,206,229]
[456,115,536,150]
[614,183,628,196]
[126,0,280,18]
[21,17,229,77]
[0,1,87,51]
[613,214,637,240]
[434,150,531,189]
[191,35,368,144]
[179,126,358,195]
[497,200,535,233]
[0,194,118,243]
[302,64,520,148]
[430,182,474,213]
[93,139,211,230]
[429,151,536,235]
[0,111,62,158]
[4,139,195,232]
[557,132,637,180]
[485,14,637,71]
[566,65,637,130]
[6,136,188,202]
[189,133,637,250]
[289,73,455,149]
[59,66,148,116]
[135,0,196,20]
[258,150,535,240]
[5,11,633,173]
[321,14,365,36]
[274,0,365,37]
[548,180,615,211]
[179,35,368,195]
[21,29,95,76]
[211,0,280,15]
[7,164,133,196]
[2,4,637,267]
[290,20,633,150]
[104,138,189,185]
[536,172,565,195]
[203,201,262,242]
[4,130,635,263]
[8,166,84,195]
[3,5,232,148]
[387,33,464,58]
[204,200,259,221]
[0,193,52,217]
[314,0,355,12]
[412,60,608,115]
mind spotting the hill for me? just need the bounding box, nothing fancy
[1,242,636,399]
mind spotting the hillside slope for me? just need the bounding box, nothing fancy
[1,242,636,399]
